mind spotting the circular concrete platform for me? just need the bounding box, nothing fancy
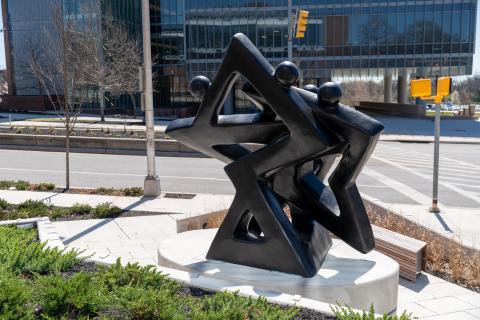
[158,229,399,314]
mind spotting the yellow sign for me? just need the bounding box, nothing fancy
[411,79,432,98]
[410,76,451,103]
[295,10,309,39]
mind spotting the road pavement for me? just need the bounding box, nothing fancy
[0,142,478,209]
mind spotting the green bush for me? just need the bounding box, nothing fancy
[191,291,298,320]
[0,179,31,190]
[110,286,186,320]
[68,203,93,216]
[15,199,51,217]
[49,207,69,220]
[98,259,178,293]
[0,226,80,275]
[95,187,116,195]
[93,202,123,218]
[0,268,34,319]
[0,180,14,189]
[123,187,143,197]
[35,272,106,318]
[15,180,30,190]
[0,198,9,210]
[332,304,414,320]
[33,183,56,192]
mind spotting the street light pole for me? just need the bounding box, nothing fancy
[141,0,161,197]
[287,0,293,62]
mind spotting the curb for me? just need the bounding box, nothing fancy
[0,133,477,158]
[380,135,480,145]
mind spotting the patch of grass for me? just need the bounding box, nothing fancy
[33,182,56,192]
[332,305,414,319]
[69,203,93,216]
[0,226,80,276]
[95,187,116,195]
[93,202,123,218]
[123,187,143,197]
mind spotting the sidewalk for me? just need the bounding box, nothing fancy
[1,189,479,318]
[364,194,480,252]
[377,116,480,138]
[0,190,233,217]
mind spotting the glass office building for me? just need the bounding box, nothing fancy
[2,0,141,108]
[151,0,477,112]
[3,0,478,112]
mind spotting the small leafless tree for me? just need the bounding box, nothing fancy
[341,80,385,104]
[27,4,98,190]
[94,11,142,120]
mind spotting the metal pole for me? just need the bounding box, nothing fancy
[430,102,441,213]
[142,0,161,197]
[287,0,293,62]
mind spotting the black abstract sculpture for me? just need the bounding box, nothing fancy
[166,34,384,278]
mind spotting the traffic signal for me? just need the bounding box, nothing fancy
[436,77,452,97]
[295,10,309,39]
[411,79,432,98]
[410,76,451,103]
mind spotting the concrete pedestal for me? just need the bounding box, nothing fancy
[144,175,161,197]
[158,229,399,314]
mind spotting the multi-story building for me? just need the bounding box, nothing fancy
[2,0,478,114]
[1,0,141,111]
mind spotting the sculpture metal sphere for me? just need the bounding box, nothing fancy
[274,61,300,87]
[303,84,319,94]
[190,76,211,99]
[317,82,342,108]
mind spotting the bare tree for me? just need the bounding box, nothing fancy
[453,76,480,104]
[90,10,142,120]
[341,80,385,104]
[27,4,98,190]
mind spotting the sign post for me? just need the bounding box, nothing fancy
[411,76,452,213]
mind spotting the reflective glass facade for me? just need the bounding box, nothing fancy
[4,0,478,112]
[153,0,477,111]
[4,0,140,98]
[184,0,477,79]
[5,0,61,95]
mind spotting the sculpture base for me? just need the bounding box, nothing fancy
[157,229,399,314]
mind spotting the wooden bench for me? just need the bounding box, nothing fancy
[372,225,426,282]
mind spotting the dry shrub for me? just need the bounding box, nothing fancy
[367,201,480,291]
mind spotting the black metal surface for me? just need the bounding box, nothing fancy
[166,33,384,278]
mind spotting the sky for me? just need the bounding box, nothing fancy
[0,3,478,75]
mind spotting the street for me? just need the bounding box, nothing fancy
[0,141,478,209]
